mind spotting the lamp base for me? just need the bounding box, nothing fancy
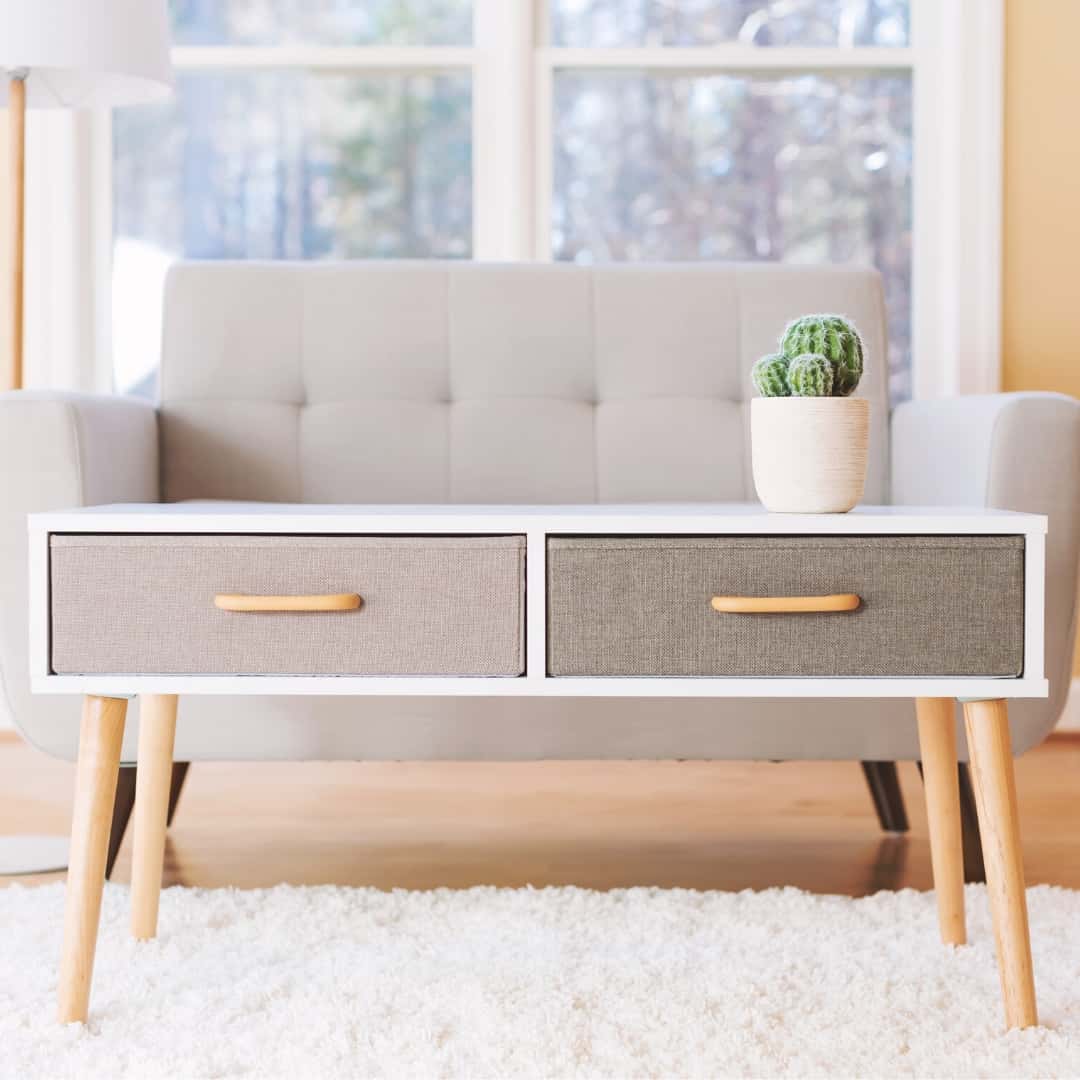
[0,835,69,875]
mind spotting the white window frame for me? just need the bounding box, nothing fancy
[26,0,1001,400]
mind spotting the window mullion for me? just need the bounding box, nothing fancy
[473,0,539,260]
[171,45,476,72]
[533,47,554,262]
[540,44,913,72]
[911,0,1003,397]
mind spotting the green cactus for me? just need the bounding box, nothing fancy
[788,352,836,397]
[780,314,863,396]
[751,352,791,397]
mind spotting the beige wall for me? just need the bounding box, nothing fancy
[1003,0,1080,676]
[1002,0,1080,396]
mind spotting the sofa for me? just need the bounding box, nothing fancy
[2,261,1079,784]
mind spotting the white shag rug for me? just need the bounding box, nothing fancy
[3,883,1080,1078]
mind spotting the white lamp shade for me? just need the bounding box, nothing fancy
[0,0,173,108]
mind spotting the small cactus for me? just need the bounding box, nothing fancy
[788,352,835,397]
[779,314,863,396]
[751,352,790,397]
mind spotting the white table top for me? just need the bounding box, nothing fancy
[31,502,1047,536]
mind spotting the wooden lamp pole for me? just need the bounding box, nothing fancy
[1,3,171,395]
[6,70,25,390]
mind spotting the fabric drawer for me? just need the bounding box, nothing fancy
[546,536,1025,677]
[50,535,525,676]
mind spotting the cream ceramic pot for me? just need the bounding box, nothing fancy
[750,397,870,514]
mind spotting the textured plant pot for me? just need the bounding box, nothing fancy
[751,397,870,513]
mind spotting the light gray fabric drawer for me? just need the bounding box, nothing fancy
[547,536,1025,677]
[50,535,525,676]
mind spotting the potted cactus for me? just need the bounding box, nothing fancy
[749,314,870,513]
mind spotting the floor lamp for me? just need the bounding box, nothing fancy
[0,0,172,873]
[1,0,174,390]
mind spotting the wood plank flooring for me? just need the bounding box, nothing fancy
[3,731,1080,895]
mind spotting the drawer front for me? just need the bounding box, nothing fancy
[547,536,1025,677]
[51,535,525,676]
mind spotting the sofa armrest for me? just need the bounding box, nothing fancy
[892,392,1080,743]
[0,392,159,749]
[0,391,158,509]
[892,392,1080,512]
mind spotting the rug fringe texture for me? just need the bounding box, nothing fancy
[2,882,1080,1078]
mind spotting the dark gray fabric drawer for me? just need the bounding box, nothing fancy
[50,535,525,676]
[546,536,1025,677]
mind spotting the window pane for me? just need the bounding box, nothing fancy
[171,0,473,46]
[112,71,471,394]
[551,0,909,48]
[553,72,912,400]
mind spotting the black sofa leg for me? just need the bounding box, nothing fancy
[105,765,137,880]
[861,760,910,833]
[956,762,986,883]
[167,762,190,827]
[104,762,191,880]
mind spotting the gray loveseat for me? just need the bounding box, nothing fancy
[2,262,1079,789]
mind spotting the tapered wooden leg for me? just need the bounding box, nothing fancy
[131,695,178,941]
[962,698,1038,1029]
[916,697,966,945]
[58,695,128,1024]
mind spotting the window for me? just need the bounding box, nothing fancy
[542,1,912,398]
[552,72,911,395]
[112,1,474,395]
[114,73,472,262]
[104,1,995,402]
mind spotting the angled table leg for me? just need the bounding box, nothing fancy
[131,694,179,940]
[961,698,1038,1029]
[58,695,128,1024]
[916,697,966,945]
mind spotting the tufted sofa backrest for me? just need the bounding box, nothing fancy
[159,261,889,504]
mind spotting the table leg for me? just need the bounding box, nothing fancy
[58,695,128,1024]
[961,697,1038,1029]
[916,697,966,945]
[131,694,178,941]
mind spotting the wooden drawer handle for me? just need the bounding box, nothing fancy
[710,594,861,614]
[214,593,362,613]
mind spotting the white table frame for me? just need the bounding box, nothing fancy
[28,503,1048,1031]
[29,503,1047,701]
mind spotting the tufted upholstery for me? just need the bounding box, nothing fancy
[160,262,890,505]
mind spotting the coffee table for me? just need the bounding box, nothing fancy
[28,503,1048,1029]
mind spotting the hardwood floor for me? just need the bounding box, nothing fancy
[3,731,1080,895]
